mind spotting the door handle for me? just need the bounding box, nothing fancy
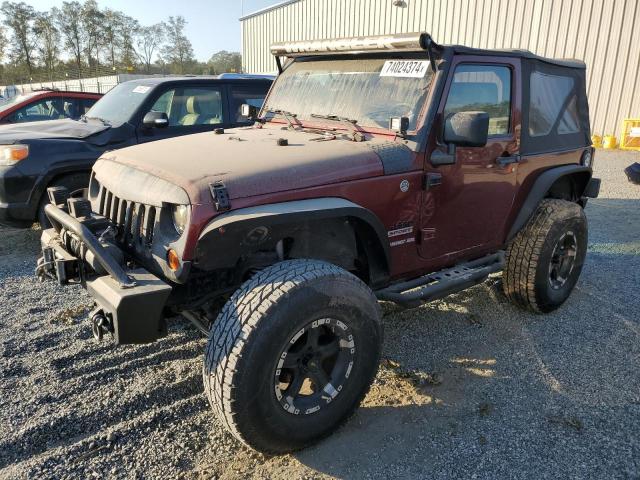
[496,154,521,166]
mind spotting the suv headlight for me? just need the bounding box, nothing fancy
[172,204,189,235]
[0,144,29,166]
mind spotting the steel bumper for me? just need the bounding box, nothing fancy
[38,204,172,344]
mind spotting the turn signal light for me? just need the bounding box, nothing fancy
[0,144,29,165]
[167,249,180,271]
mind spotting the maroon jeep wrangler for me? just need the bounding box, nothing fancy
[37,33,600,453]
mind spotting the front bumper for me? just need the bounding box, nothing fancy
[38,204,172,344]
[0,201,34,228]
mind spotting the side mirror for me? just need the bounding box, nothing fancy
[241,103,258,119]
[143,111,169,129]
[443,111,489,147]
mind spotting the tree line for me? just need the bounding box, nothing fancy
[0,1,242,86]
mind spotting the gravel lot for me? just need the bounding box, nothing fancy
[1,150,639,479]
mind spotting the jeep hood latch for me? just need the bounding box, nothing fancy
[210,182,231,211]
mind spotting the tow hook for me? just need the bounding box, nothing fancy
[91,310,114,342]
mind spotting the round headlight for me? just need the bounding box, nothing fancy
[172,204,188,235]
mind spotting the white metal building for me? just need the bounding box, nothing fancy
[241,0,640,136]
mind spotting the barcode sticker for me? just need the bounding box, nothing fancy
[380,60,430,78]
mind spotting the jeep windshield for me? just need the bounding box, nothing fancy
[83,82,155,126]
[263,57,434,132]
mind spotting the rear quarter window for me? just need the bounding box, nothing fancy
[529,72,579,136]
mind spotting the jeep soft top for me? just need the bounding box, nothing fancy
[36,33,599,453]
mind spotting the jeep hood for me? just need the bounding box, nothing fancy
[0,118,109,144]
[100,127,407,204]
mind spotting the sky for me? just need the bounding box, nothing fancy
[25,0,280,61]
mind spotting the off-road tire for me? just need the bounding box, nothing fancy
[203,259,383,453]
[37,173,89,228]
[503,199,587,313]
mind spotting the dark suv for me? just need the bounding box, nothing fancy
[36,33,600,453]
[0,76,272,228]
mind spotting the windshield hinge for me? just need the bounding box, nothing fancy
[210,182,231,212]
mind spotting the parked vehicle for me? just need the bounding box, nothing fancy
[0,89,102,124]
[0,76,272,228]
[35,33,599,453]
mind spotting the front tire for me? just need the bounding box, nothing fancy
[503,199,587,313]
[203,260,383,453]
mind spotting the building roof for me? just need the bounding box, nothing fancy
[240,0,301,21]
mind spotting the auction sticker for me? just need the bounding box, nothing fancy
[132,85,151,94]
[380,60,429,78]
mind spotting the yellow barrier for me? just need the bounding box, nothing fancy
[603,135,617,149]
[591,134,602,148]
[620,119,640,151]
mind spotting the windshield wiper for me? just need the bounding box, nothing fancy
[310,114,365,142]
[262,108,299,130]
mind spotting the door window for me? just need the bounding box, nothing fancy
[149,87,223,127]
[9,97,67,123]
[444,64,512,136]
[230,86,268,122]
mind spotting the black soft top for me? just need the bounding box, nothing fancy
[446,44,586,69]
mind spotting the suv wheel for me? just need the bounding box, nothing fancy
[38,173,89,228]
[203,259,383,453]
[503,199,587,313]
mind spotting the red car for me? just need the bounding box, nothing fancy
[0,90,102,124]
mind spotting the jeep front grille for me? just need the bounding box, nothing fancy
[97,186,156,248]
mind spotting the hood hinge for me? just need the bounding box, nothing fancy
[210,182,231,211]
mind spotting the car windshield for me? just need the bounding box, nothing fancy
[84,82,155,125]
[263,57,434,131]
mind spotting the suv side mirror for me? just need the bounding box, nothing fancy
[143,111,169,129]
[241,103,258,119]
[443,111,489,147]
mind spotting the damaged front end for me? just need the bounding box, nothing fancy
[36,188,172,344]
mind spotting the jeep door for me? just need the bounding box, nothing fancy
[419,57,521,262]
[136,84,227,144]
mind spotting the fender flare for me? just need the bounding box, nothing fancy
[506,164,592,241]
[197,197,390,282]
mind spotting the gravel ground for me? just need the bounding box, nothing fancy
[0,150,639,479]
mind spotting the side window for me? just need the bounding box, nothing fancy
[150,87,223,127]
[81,98,98,116]
[230,86,267,122]
[9,98,65,123]
[61,98,82,119]
[150,90,175,116]
[444,64,512,136]
[529,72,578,136]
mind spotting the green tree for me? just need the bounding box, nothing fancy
[55,1,85,77]
[0,25,6,64]
[81,0,104,72]
[33,12,60,76]
[160,16,195,74]
[208,50,242,74]
[1,1,36,75]
[118,14,139,69]
[137,23,164,73]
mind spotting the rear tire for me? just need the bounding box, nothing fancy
[37,173,89,228]
[203,259,383,453]
[503,199,587,313]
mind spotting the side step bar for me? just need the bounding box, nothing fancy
[375,252,505,308]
